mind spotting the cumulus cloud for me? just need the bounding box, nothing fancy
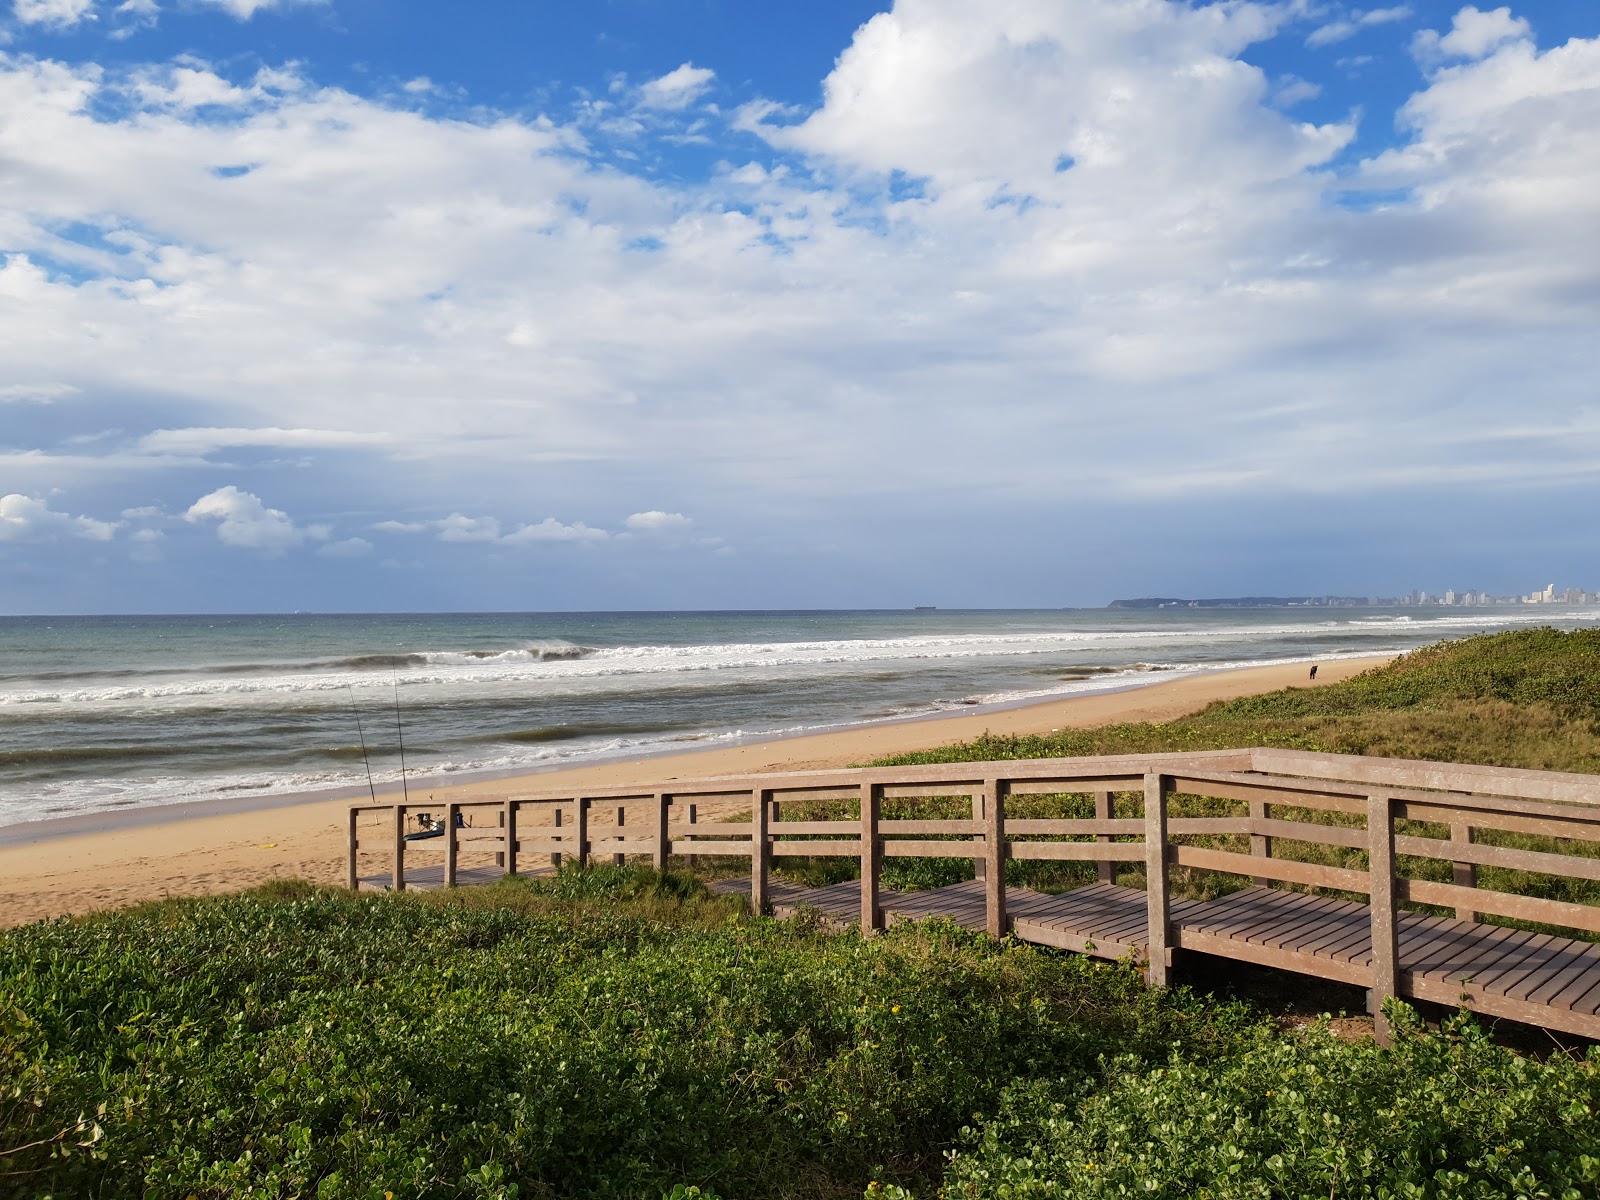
[12,0,96,28]
[317,536,373,558]
[637,63,715,110]
[378,513,608,545]
[625,511,693,531]
[0,382,77,403]
[184,485,321,552]
[1413,5,1531,62]
[0,493,118,541]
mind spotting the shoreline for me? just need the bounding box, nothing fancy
[0,654,1390,927]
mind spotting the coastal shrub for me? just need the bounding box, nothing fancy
[0,879,1258,1199]
[941,1006,1600,1200]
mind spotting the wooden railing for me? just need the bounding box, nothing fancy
[348,747,1600,1022]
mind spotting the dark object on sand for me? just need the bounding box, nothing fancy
[1309,664,1319,681]
[403,811,466,841]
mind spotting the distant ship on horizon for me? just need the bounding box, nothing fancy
[913,605,937,612]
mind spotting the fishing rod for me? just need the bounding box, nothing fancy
[346,685,378,804]
[392,673,411,805]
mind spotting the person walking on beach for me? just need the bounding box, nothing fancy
[1308,664,1318,682]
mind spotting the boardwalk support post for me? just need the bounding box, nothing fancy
[613,804,627,866]
[1249,798,1273,886]
[653,794,670,871]
[1451,821,1478,922]
[346,808,359,890]
[1143,773,1171,988]
[860,782,882,933]
[392,804,406,893]
[576,799,590,868]
[686,803,699,868]
[551,806,564,870]
[973,790,987,881]
[1368,792,1399,1045]
[504,801,517,876]
[751,788,771,916]
[984,777,1007,939]
[444,802,459,887]
[1094,790,1114,884]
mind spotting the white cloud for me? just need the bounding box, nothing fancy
[637,63,715,110]
[13,0,95,28]
[120,505,163,519]
[0,493,118,541]
[137,427,392,456]
[625,510,693,531]
[379,513,609,544]
[193,0,325,19]
[0,382,76,403]
[1413,5,1531,63]
[183,485,314,553]
[500,517,607,543]
[317,536,373,558]
[1307,6,1412,49]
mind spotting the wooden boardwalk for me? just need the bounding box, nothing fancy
[347,747,1600,1042]
[711,877,1600,1037]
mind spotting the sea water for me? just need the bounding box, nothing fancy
[2,607,1596,828]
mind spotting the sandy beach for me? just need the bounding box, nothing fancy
[0,656,1387,927]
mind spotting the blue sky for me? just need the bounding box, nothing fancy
[1,0,1597,612]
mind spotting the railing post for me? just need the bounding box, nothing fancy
[392,804,406,893]
[653,793,669,871]
[1143,774,1171,988]
[860,782,882,933]
[1450,822,1477,922]
[551,805,563,870]
[576,798,590,868]
[346,808,359,890]
[751,788,770,916]
[1249,798,1273,887]
[984,778,1007,939]
[972,789,986,881]
[1368,792,1399,1045]
[1094,790,1114,884]
[444,801,459,887]
[613,804,627,866]
[504,801,518,876]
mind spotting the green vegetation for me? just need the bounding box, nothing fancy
[877,627,1600,773]
[4,875,1598,1199]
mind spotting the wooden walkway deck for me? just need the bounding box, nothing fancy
[711,877,1600,1038]
[347,747,1600,1042]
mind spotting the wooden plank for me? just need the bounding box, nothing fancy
[751,788,770,916]
[1248,797,1271,885]
[1397,802,1600,842]
[1398,879,1600,936]
[1005,777,1143,795]
[985,778,1006,939]
[1450,822,1476,922]
[392,804,406,893]
[346,808,359,890]
[1174,927,1373,988]
[1392,834,1600,883]
[1249,747,1600,807]
[1144,774,1171,981]
[652,794,668,871]
[1007,842,1123,862]
[767,821,859,836]
[502,801,516,875]
[1094,790,1114,884]
[1368,794,1398,1038]
[670,842,754,857]
[1167,772,1368,815]
[770,840,861,856]
[879,819,980,835]
[1006,818,1144,836]
[1168,818,1253,836]
[1546,959,1600,1016]
[882,840,982,858]
[1253,817,1367,850]
[861,783,882,933]
[1466,929,1570,997]
[1171,845,1371,893]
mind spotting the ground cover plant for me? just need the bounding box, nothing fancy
[3,873,1598,1199]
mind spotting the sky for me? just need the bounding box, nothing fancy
[0,0,1597,614]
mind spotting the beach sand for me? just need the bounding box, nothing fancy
[0,656,1388,927]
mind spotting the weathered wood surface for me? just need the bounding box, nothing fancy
[712,877,1600,1039]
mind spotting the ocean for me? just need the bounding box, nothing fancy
[2,606,1597,829]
